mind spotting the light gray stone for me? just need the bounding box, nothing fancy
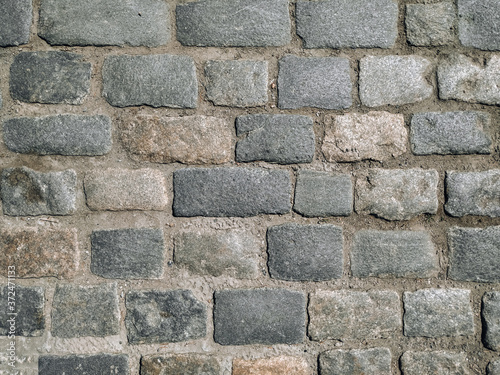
[406,2,456,46]
[483,292,500,351]
[488,361,500,375]
[458,0,500,50]
[0,0,32,46]
[141,355,221,375]
[39,355,129,375]
[0,285,44,337]
[319,348,392,375]
[401,351,470,375]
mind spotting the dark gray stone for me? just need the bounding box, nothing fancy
[458,0,500,50]
[125,289,207,344]
[406,2,456,46]
[176,0,290,47]
[38,0,169,47]
[0,285,44,337]
[10,51,91,105]
[141,354,221,375]
[483,292,500,351]
[91,228,165,279]
[103,54,197,108]
[319,348,392,375]
[214,289,306,345]
[51,283,119,338]
[2,115,112,156]
[296,0,397,48]
[235,114,315,164]
[267,224,343,281]
[173,167,291,217]
[488,361,500,375]
[0,0,32,46]
[278,56,352,110]
[39,355,129,375]
[401,351,470,375]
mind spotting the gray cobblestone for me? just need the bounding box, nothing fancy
[458,0,500,50]
[141,354,221,375]
[0,285,44,337]
[39,355,129,375]
[0,0,32,46]
[406,2,456,46]
[319,348,392,375]
[401,351,470,375]
[483,292,500,351]
[489,361,500,375]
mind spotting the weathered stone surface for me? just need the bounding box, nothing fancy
[411,111,491,155]
[233,356,312,375]
[278,56,352,110]
[309,290,401,341]
[360,55,433,107]
[0,228,78,279]
[438,54,500,105]
[214,289,306,345]
[322,111,406,162]
[141,354,221,375]
[10,51,91,104]
[91,228,165,279]
[51,283,119,338]
[39,355,129,375]
[125,290,207,344]
[403,289,474,337]
[267,224,343,281]
[356,169,439,220]
[319,348,392,375]
[296,0,397,48]
[483,292,500,351]
[458,0,500,50]
[173,168,291,217]
[2,115,112,156]
[1,167,76,216]
[406,2,456,46]
[176,0,290,47]
[103,54,197,108]
[84,168,168,211]
[236,114,315,164]
[0,0,32,46]
[38,0,169,47]
[121,115,233,164]
[205,60,268,107]
[400,351,470,375]
[0,285,44,337]
[488,361,500,375]
[352,230,438,278]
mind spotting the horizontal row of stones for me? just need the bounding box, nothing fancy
[2,0,500,51]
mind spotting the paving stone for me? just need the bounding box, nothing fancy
[10,51,91,105]
[233,356,312,375]
[411,111,491,155]
[103,54,197,108]
[458,0,500,50]
[120,115,233,164]
[483,292,500,351]
[214,289,306,345]
[176,0,290,47]
[205,60,268,107]
[141,354,221,375]
[319,348,392,375]
[360,55,433,107]
[39,354,129,375]
[0,0,32,46]
[51,283,119,338]
[438,54,500,105]
[91,228,165,279]
[236,114,315,164]
[173,167,291,217]
[296,0,397,48]
[125,289,207,344]
[400,351,470,375]
[352,230,438,278]
[0,285,44,337]
[38,0,169,47]
[308,290,401,341]
[267,224,343,281]
[84,168,168,211]
[403,289,474,337]
[488,361,500,375]
[278,56,352,110]
[2,115,112,156]
[406,2,456,46]
[356,169,439,220]
[322,111,406,162]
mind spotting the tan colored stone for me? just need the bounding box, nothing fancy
[120,115,233,164]
[322,111,407,162]
[233,356,312,375]
[140,354,220,375]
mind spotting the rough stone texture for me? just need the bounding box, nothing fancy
[278,56,352,110]
[438,54,500,105]
[214,289,306,345]
[204,60,268,107]
[2,115,112,156]
[174,230,260,279]
[176,0,290,47]
[0,285,44,337]
[173,168,291,217]
[489,361,500,375]
[10,51,91,105]
[84,168,168,211]
[91,228,165,279]
[267,224,343,281]
[296,0,397,48]
[39,355,129,375]
[141,354,221,375]
[322,111,406,162]
[319,348,392,375]
[403,289,474,337]
[458,0,500,50]
[411,111,492,155]
[233,356,312,375]
[102,54,197,108]
[38,0,169,47]
[360,55,433,107]
[51,283,119,338]
[0,0,32,46]
[1,167,77,216]
[482,292,500,351]
[400,351,470,375]
[406,2,456,46]
[351,230,438,278]
[120,115,233,164]
[236,114,315,164]
[0,228,78,279]
[356,169,439,220]
[125,290,207,344]
[308,290,401,341]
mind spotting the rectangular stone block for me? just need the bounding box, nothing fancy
[406,2,456,46]
[0,0,32,46]
[0,285,44,337]
[401,351,470,375]
[233,356,312,375]
[319,348,392,375]
[483,292,500,351]
[39,355,129,375]
[141,355,221,375]
[458,0,500,50]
